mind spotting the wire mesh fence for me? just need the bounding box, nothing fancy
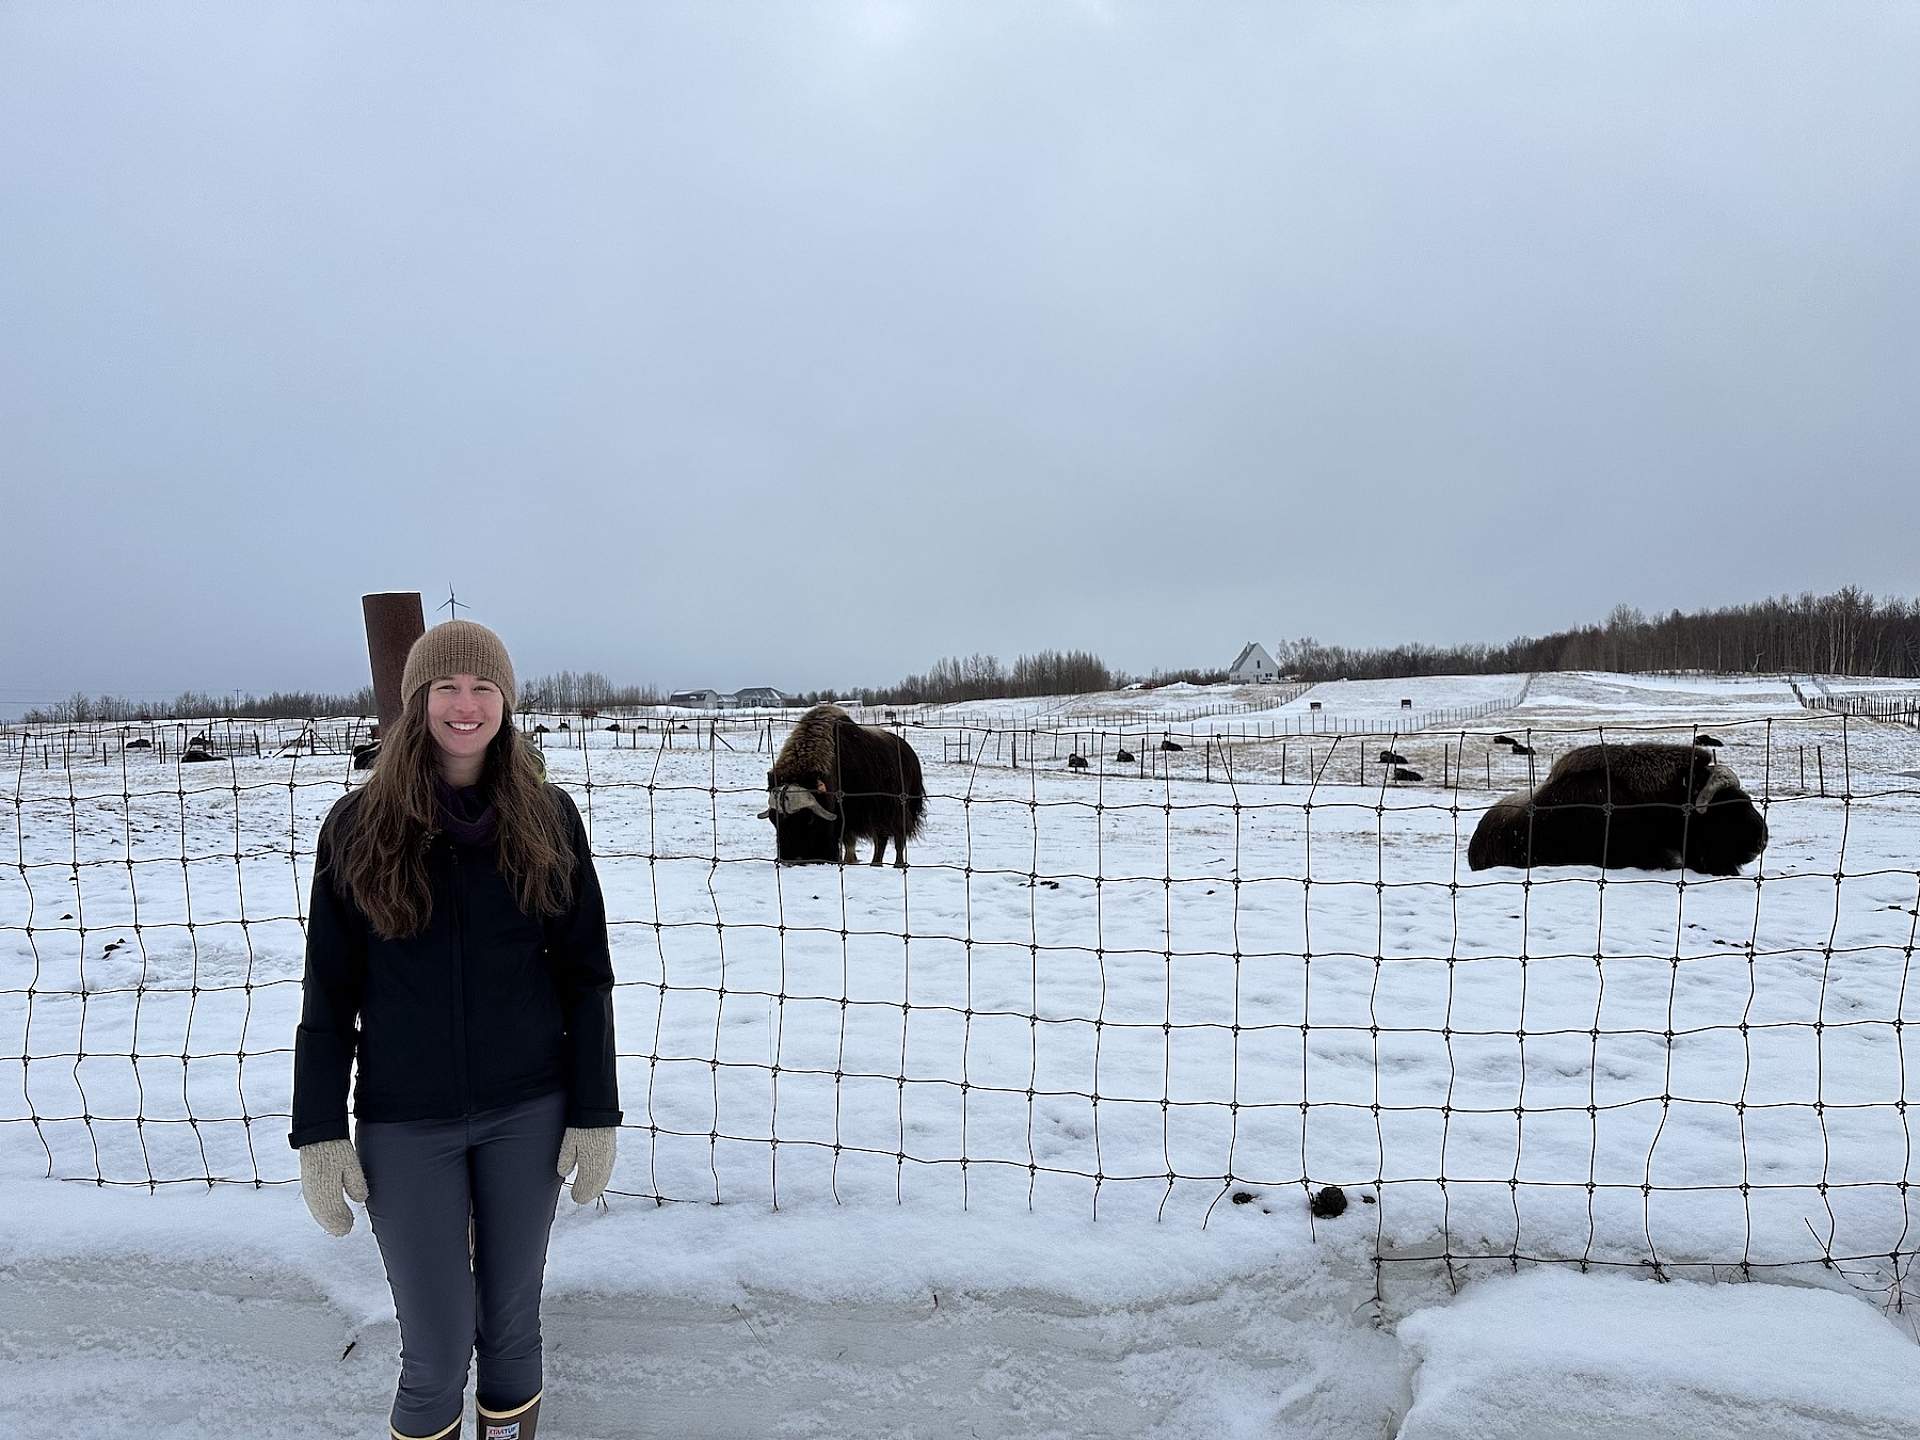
[3,700,1916,1301]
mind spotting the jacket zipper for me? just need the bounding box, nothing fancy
[449,844,470,1113]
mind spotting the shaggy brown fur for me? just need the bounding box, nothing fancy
[1468,742,1766,875]
[763,704,927,866]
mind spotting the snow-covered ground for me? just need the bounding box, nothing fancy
[3,670,1918,1436]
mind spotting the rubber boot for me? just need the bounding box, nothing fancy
[476,1392,540,1440]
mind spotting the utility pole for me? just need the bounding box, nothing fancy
[362,592,426,734]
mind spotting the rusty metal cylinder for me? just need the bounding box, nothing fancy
[361,592,426,735]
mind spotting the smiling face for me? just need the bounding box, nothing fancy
[425,673,504,783]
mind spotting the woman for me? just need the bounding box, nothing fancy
[291,619,619,1440]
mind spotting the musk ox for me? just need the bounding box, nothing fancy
[1379,749,1408,765]
[1468,743,1767,875]
[1067,753,1089,771]
[1115,748,1136,765]
[1392,767,1423,783]
[759,704,927,867]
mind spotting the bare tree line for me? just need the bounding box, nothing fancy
[24,688,378,724]
[21,670,661,725]
[516,671,666,712]
[1275,588,1920,683]
[23,589,1916,726]
[793,649,1125,708]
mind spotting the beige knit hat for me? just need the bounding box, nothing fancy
[401,620,516,712]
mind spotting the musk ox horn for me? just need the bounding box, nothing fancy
[758,783,838,822]
[1692,763,1739,813]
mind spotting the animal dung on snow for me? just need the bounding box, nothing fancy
[1310,1185,1348,1218]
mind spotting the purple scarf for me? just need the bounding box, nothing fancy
[434,777,499,847]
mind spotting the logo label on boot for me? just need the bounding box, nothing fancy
[484,1425,520,1440]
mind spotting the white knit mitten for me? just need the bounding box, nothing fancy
[299,1138,368,1237]
[555,1126,616,1205]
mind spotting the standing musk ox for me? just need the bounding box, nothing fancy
[1468,743,1767,875]
[759,704,927,866]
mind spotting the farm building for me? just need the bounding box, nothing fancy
[666,688,724,709]
[1227,641,1280,683]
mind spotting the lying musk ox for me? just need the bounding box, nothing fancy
[759,704,927,866]
[1468,743,1767,875]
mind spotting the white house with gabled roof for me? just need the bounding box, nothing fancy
[1227,641,1279,683]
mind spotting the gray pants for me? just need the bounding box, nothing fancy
[358,1091,567,1439]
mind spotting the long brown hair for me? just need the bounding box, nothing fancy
[330,688,575,939]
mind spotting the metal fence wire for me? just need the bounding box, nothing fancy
[3,707,1916,1303]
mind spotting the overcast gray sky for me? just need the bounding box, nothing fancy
[3,1,1916,710]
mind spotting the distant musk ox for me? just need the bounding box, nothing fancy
[1067,753,1089,771]
[1114,748,1136,765]
[759,704,926,867]
[1379,749,1408,765]
[1392,767,1423,783]
[1468,743,1767,875]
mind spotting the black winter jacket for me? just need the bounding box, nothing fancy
[288,784,621,1149]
